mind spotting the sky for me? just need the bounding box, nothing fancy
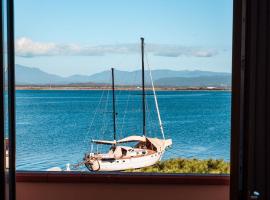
[14,0,233,77]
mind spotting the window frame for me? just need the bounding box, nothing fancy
[230,0,245,198]
[230,0,270,199]
[1,0,245,197]
[0,0,5,198]
[1,0,16,199]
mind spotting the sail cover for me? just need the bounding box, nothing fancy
[146,138,172,151]
[92,137,172,150]
[117,135,146,143]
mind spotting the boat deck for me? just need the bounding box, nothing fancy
[91,149,158,161]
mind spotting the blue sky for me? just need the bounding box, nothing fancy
[15,0,233,76]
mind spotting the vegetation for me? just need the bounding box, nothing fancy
[126,158,230,174]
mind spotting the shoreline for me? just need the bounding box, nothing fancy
[15,85,231,92]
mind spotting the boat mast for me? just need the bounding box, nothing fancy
[111,68,116,141]
[141,37,146,137]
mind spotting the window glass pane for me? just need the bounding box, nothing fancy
[15,0,232,174]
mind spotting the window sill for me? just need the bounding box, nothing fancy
[16,171,229,185]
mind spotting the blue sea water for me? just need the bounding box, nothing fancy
[16,90,231,171]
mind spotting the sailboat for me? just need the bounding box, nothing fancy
[83,38,172,172]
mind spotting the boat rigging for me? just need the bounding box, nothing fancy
[83,38,172,171]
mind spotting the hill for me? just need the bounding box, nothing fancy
[15,64,231,87]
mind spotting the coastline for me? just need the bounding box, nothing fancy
[16,85,231,91]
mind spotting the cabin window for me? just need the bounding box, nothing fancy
[13,0,232,175]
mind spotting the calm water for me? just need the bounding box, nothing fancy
[16,90,231,171]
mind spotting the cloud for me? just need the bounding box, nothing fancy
[15,37,218,58]
[15,37,106,57]
[148,44,218,57]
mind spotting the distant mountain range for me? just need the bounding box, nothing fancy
[15,64,231,87]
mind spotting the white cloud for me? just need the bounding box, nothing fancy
[149,44,217,57]
[15,37,218,58]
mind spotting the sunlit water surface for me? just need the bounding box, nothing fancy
[16,90,231,171]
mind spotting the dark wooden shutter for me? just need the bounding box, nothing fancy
[231,0,270,199]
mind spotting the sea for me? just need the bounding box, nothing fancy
[16,90,231,171]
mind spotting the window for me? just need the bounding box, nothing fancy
[13,1,233,175]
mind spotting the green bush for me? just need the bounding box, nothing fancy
[126,158,230,174]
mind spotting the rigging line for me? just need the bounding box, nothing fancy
[114,88,123,138]
[145,50,165,140]
[86,88,106,146]
[102,89,111,137]
[145,100,151,135]
[145,97,155,136]
[103,93,115,140]
[119,90,131,138]
[100,89,110,137]
[119,67,139,137]
[145,95,158,138]
[86,88,105,133]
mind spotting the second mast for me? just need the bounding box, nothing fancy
[141,37,146,137]
[111,68,116,141]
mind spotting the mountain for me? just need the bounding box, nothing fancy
[156,76,231,87]
[15,64,231,87]
[16,65,67,85]
[84,69,230,85]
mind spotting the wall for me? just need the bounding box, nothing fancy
[17,183,229,200]
[16,172,229,200]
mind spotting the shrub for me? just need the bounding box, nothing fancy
[126,158,230,174]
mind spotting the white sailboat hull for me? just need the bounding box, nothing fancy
[85,151,163,172]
